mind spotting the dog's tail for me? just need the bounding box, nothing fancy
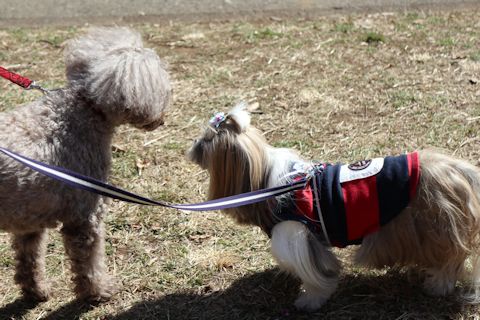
[63,27,171,123]
[460,156,480,304]
[420,150,480,303]
[454,158,480,304]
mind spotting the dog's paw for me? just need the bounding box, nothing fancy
[421,267,457,297]
[423,273,455,297]
[77,278,120,303]
[294,290,327,312]
[22,286,51,302]
[81,288,116,303]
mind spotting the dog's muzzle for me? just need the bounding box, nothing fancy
[140,112,165,131]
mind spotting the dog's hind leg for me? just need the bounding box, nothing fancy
[462,254,480,303]
[61,215,116,302]
[12,229,50,301]
[271,221,340,311]
[422,255,466,297]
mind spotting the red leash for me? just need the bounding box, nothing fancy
[0,66,48,93]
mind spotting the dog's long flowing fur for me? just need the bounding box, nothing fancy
[0,27,171,302]
[188,103,480,310]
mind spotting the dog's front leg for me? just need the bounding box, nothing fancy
[61,211,117,302]
[12,229,50,301]
[271,221,340,311]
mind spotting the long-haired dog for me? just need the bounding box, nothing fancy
[188,103,480,311]
[0,27,171,302]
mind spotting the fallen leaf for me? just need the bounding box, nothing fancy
[112,144,126,153]
[136,158,151,176]
[247,101,261,113]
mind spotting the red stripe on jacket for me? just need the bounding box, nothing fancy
[407,152,420,200]
[294,183,315,221]
[341,176,380,242]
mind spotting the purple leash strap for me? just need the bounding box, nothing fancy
[0,147,307,212]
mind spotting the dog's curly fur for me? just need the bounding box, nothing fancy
[0,27,171,302]
[188,103,480,311]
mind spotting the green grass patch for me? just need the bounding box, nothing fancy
[150,190,186,203]
[390,91,416,109]
[427,16,445,25]
[470,51,480,62]
[0,90,39,112]
[334,22,354,33]
[272,140,302,149]
[437,37,456,47]
[405,12,420,21]
[361,32,385,44]
[111,150,139,179]
[246,27,283,43]
[162,142,184,150]
[0,256,14,267]
[41,34,66,47]
[8,28,31,42]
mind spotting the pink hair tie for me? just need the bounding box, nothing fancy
[209,112,226,128]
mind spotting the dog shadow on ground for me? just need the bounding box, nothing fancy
[104,268,469,320]
[0,268,469,319]
[0,296,94,320]
[41,299,95,320]
[0,297,40,320]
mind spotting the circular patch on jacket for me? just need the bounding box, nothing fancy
[340,158,384,183]
[348,159,372,171]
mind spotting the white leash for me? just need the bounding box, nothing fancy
[0,147,308,212]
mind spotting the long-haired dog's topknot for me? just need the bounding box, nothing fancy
[189,102,480,311]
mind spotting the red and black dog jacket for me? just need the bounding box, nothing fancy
[274,152,420,247]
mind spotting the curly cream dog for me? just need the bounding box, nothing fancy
[0,27,171,302]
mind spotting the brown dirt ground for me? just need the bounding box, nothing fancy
[0,8,480,320]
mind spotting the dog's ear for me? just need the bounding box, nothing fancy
[226,102,251,133]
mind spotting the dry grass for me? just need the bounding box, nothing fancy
[1,8,480,320]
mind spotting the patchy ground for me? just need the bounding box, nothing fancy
[1,9,480,320]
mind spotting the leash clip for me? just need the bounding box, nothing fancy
[303,162,324,182]
[26,81,49,94]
